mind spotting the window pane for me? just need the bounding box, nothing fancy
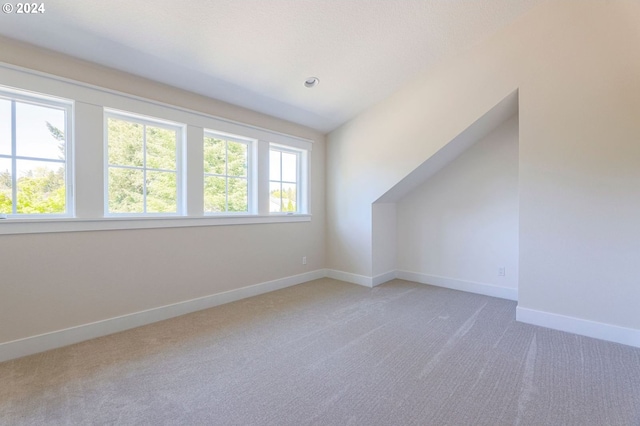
[282,183,297,212]
[269,181,282,212]
[16,102,65,160]
[227,141,247,177]
[228,177,247,212]
[147,126,176,170]
[108,167,143,213]
[282,152,297,183]
[204,137,226,175]
[0,99,10,156]
[15,160,65,214]
[204,176,226,213]
[147,171,177,213]
[269,150,281,181]
[108,118,143,167]
[0,158,11,214]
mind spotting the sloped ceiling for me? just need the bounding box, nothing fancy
[376,91,518,203]
[0,1,542,132]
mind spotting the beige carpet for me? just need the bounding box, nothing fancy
[1,278,639,425]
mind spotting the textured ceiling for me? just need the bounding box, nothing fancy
[0,1,542,133]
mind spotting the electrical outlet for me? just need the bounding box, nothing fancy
[498,267,506,276]
[302,256,307,265]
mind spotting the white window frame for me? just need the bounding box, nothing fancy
[104,109,185,217]
[268,142,309,215]
[203,130,255,215]
[269,144,300,214]
[0,63,313,235]
[0,86,73,219]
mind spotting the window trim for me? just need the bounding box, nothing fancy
[0,86,74,219]
[0,63,313,234]
[203,130,254,216]
[104,109,185,217]
[269,145,301,214]
[0,214,311,234]
[269,143,309,215]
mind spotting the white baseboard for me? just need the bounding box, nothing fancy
[396,270,518,301]
[325,269,374,288]
[372,270,397,287]
[9,268,637,362]
[516,306,640,349]
[325,269,396,288]
[0,269,326,363]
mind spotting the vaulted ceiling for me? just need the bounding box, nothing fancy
[0,0,543,132]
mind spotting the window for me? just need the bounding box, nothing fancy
[0,64,313,234]
[0,89,72,217]
[269,145,300,213]
[105,111,183,215]
[204,133,250,214]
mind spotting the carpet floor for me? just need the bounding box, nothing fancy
[1,278,639,425]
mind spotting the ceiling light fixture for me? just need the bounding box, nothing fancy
[304,77,319,88]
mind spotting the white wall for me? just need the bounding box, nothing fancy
[372,203,397,278]
[517,3,640,330]
[327,1,640,342]
[0,38,326,346]
[396,115,519,293]
[326,21,522,277]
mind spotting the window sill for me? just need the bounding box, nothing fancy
[0,214,312,235]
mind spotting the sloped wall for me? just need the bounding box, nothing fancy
[326,5,531,277]
[372,91,518,282]
[327,1,640,340]
[396,115,519,296]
